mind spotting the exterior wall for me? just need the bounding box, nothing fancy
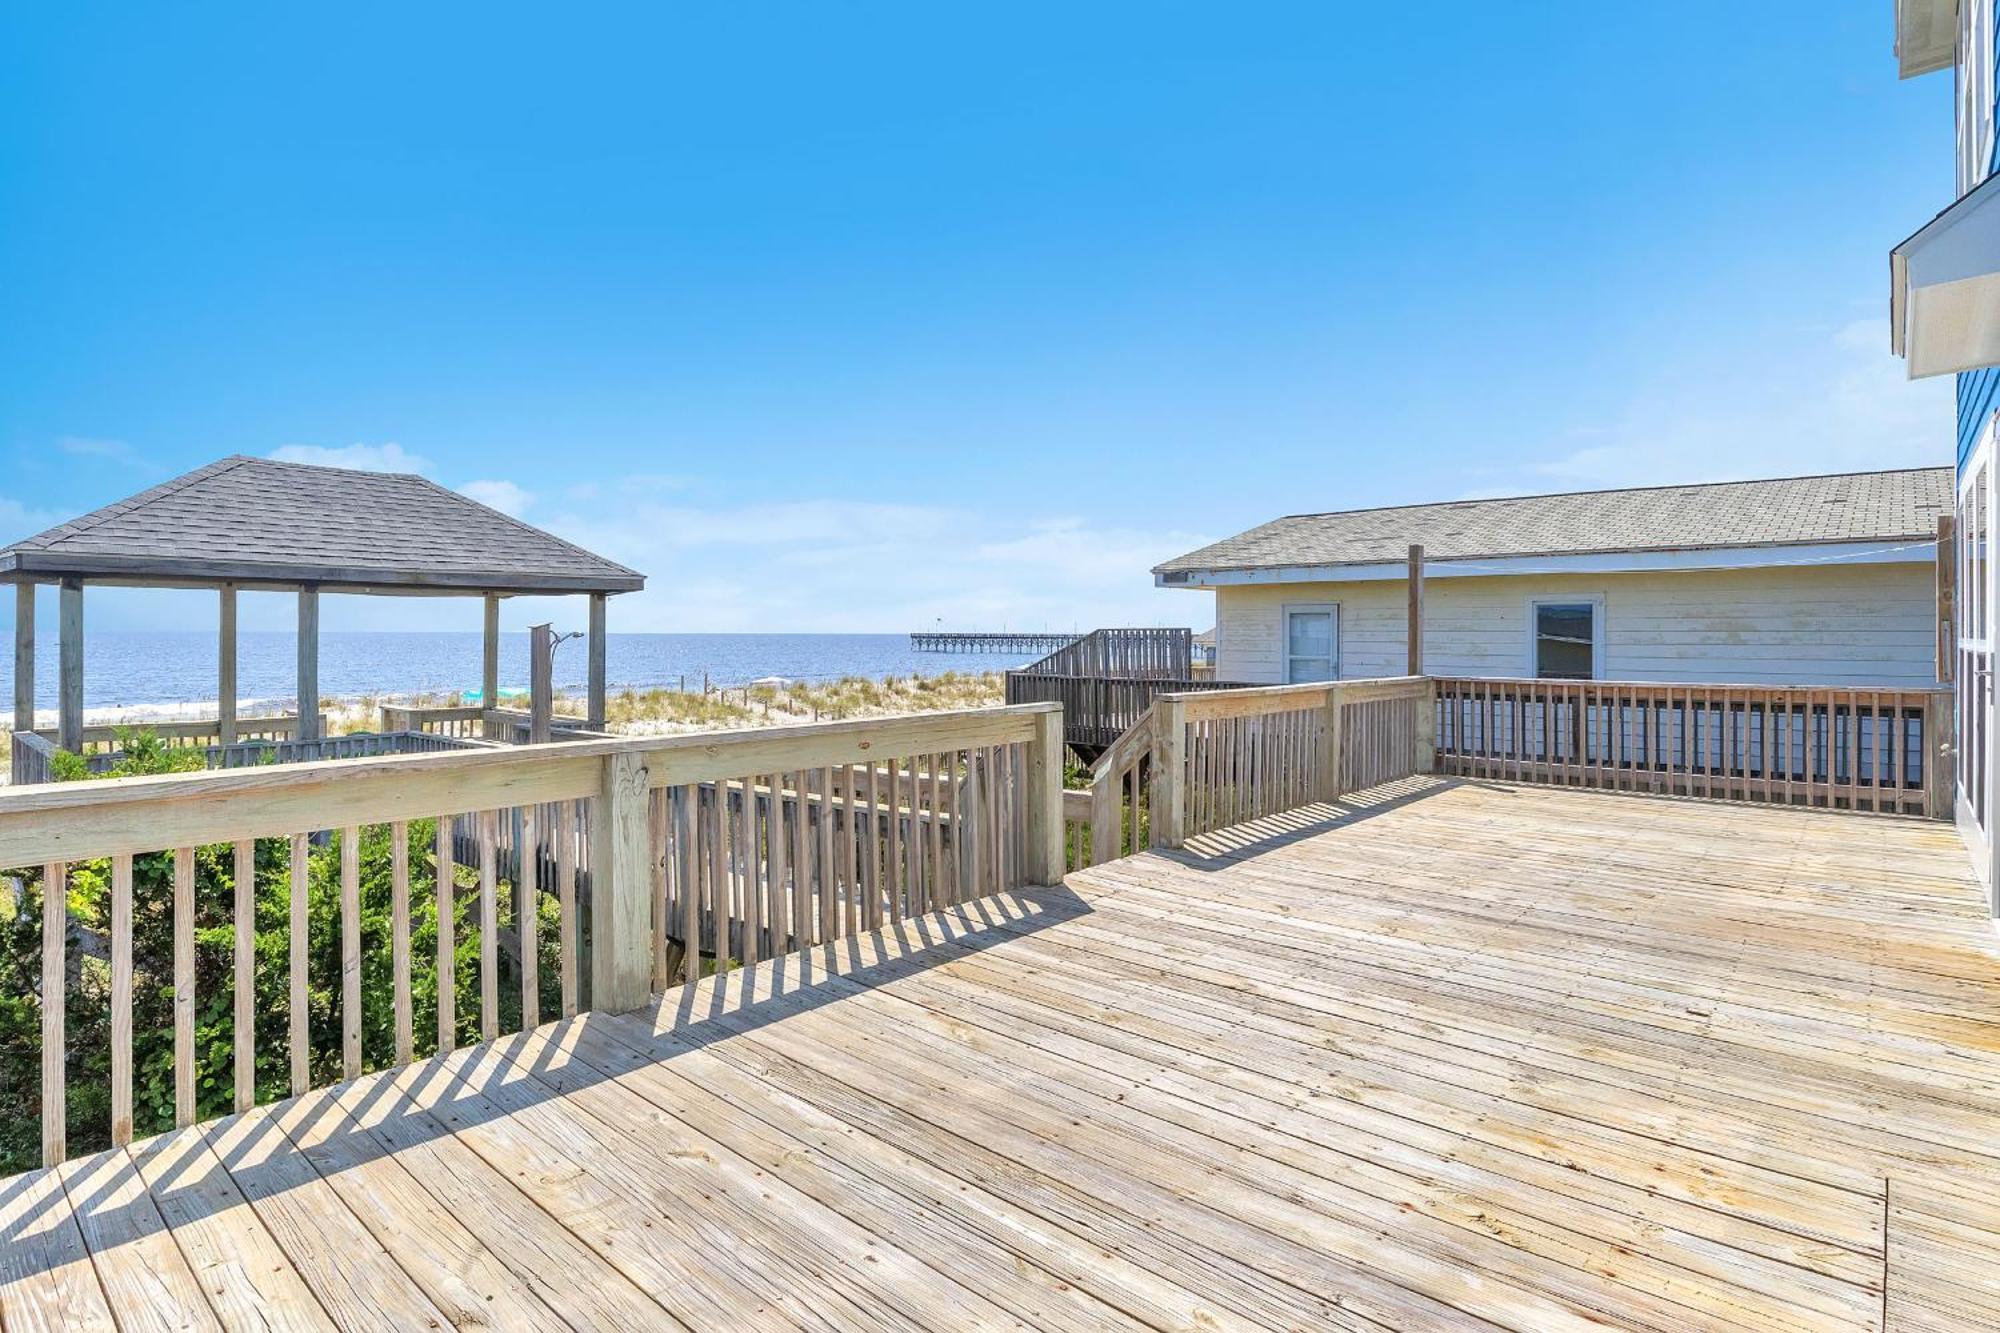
[1212,562,1939,688]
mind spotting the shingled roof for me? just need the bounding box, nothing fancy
[1155,467,1953,579]
[0,455,644,594]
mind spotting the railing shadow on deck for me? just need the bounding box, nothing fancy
[1164,773,1469,868]
[0,885,1092,1282]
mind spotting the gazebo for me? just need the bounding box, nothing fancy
[2,455,644,755]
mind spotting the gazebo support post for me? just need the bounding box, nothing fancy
[482,594,500,733]
[14,582,34,736]
[297,585,320,742]
[58,578,83,753]
[588,593,607,731]
[217,585,237,745]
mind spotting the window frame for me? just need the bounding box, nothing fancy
[1525,594,1605,681]
[1280,602,1340,684]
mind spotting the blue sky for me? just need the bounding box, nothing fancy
[0,3,1958,635]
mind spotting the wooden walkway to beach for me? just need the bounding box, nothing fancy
[7,777,2000,1330]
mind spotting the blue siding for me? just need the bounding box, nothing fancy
[1958,19,2000,472]
[1964,367,2000,468]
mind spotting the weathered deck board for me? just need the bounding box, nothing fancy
[7,776,2000,1330]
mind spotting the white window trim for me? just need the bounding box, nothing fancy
[1525,594,1606,681]
[1280,602,1340,684]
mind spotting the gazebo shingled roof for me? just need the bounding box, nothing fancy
[0,455,644,595]
[6,456,643,752]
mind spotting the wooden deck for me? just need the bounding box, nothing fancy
[8,776,2000,1330]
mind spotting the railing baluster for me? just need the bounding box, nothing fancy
[434,817,455,1054]
[340,826,361,1080]
[174,845,196,1127]
[388,822,412,1067]
[234,837,257,1110]
[478,810,498,1043]
[559,799,580,1015]
[521,804,541,1031]
[649,789,668,992]
[110,853,133,1147]
[42,859,66,1165]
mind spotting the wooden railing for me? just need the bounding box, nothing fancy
[380,703,487,738]
[1017,627,1197,679]
[1080,706,1155,864]
[1166,677,1432,843]
[1432,677,1953,817]
[382,703,609,744]
[10,730,61,786]
[1066,677,1434,864]
[11,727,484,785]
[7,702,1063,1167]
[1004,671,1243,753]
[64,714,322,753]
[484,706,609,744]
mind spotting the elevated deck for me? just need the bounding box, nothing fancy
[8,777,2000,1330]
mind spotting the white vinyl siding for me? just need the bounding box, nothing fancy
[1213,563,1938,688]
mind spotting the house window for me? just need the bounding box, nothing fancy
[1284,606,1338,682]
[1532,600,1598,680]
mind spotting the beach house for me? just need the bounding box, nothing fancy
[1152,467,1952,688]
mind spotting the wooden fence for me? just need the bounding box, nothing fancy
[1432,678,1952,817]
[6,702,1063,1167]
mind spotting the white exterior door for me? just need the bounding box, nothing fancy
[1957,427,1998,900]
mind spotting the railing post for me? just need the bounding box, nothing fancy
[1088,767,1118,866]
[1415,678,1437,774]
[1926,690,1954,820]
[1151,695,1187,848]
[1024,704,1066,883]
[590,748,654,1013]
[1318,684,1346,802]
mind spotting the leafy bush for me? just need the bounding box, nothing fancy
[0,738,564,1173]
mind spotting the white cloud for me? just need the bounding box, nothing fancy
[1466,316,1953,495]
[269,442,435,474]
[458,479,535,517]
[59,436,145,465]
[0,495,61,543]
[542,494,1216,633]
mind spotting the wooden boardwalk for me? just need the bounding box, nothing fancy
[8,777,2000,1330]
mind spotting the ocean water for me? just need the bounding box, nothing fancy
[5,632,1037,712]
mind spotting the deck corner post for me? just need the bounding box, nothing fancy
[1415,677,1438,774]
[1407,543,1425,675]
[1151,695,1188,849]
[1025,703,1067,881]
[590,747,654,1013]
[1319,684,1346,803]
